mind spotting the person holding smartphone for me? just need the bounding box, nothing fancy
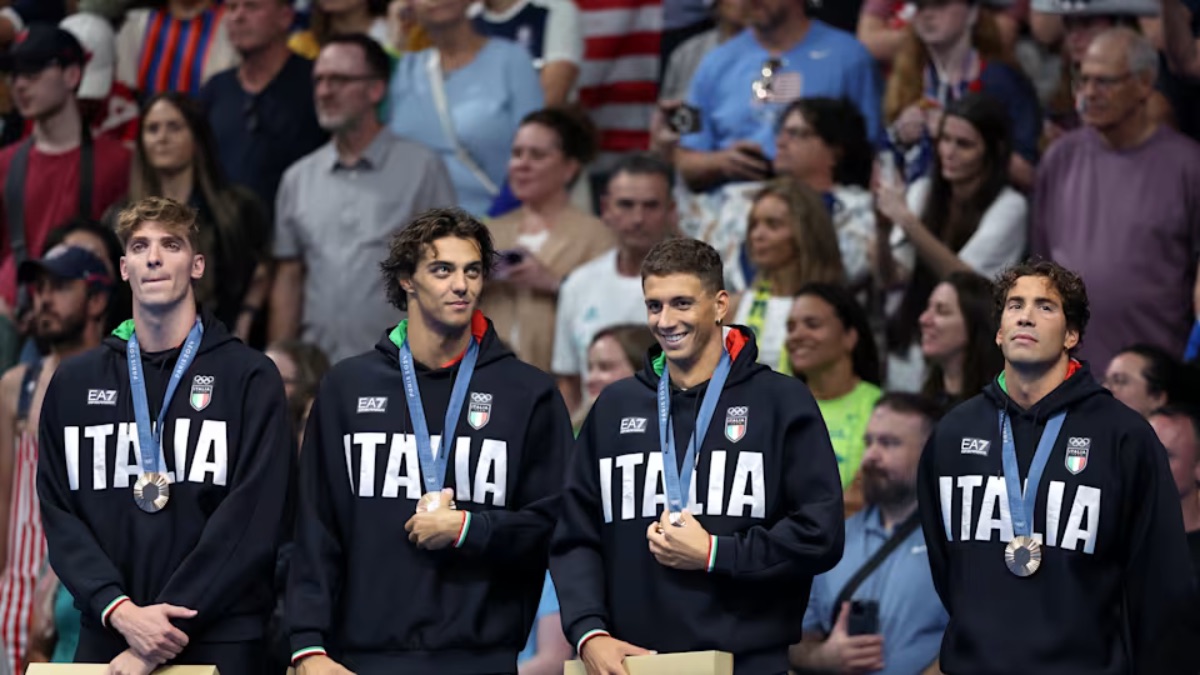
[790,393,948,675]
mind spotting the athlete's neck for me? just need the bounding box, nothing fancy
[668,332,725,390]
[407,308,472,368]
[1004,354,1070,409]
[1183,491,1200,534]
[879,498,918,532]
[133,298,198,352]
[807,358,858,401]
[238,40,291,94]
[33,101,83,154]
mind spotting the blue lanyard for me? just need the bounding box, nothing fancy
[999,410,1067,537]
[127,318,204,476]
[657,351,731,515]
[399,338,479,494]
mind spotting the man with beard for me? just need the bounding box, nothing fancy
[0,243,112,673]
[790,393,948,675]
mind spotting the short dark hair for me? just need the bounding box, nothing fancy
[994,260,1090,347]
[641,238,723,294]
[778,97,873,189]
[794,282,882,386]
[607,152,675,193]
[520,106,599,166]
[1116,343,1181,400]
[322,33,391,82]
[380,208,496,311]
[1150,403,1200,448]
[875,392,944,428]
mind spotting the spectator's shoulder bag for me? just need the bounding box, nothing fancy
[425,51,500,197]
[829,512,922,625]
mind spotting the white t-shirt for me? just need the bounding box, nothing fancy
[552,248,648,378]
[733,292,793,371]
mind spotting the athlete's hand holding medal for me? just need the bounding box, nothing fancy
[405,487,466,550]
[647,509,712,570]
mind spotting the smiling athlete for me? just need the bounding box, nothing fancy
[37,197,293,675]
[551,237,845,675]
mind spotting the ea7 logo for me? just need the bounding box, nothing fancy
[87,389,117,406]
[961,438,990,456]
[620,417,647,434]
[357,397,387,413]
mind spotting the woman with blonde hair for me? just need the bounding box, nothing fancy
[732,178,847,372]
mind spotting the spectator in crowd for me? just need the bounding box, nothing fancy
[552,153,677,412]
[919,272,1002,406]
[674,0,882,193]
[1032,27,1200,376]
[0,26,131,318]
[1038,1,1175,145]
[792,393,948,675]
[272,35,455,363]
[471,0,583,105]
[116,0,239,98]
[1103,344,1183,417]
[265,339,330,439]
[41,217,130,335]
[0,3,69,47]
[876,93,1026,392]
[59,12,140,144]
[389,0,542,216]
[480,108,611,372]
[126,93,271,343]
[732,179,846,371]
[201,0,327,213]
[0,243,113,674]
[859,0,1025,64]
[883,0,1041,188]
[1150,404,1200,578]
[290,0,389,58]
[786,282,883,512]
[660,0,747,101]
[682,97,877,295]
[552,238,844,675]
[572,323,656,427]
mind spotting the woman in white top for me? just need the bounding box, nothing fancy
[874,92,1027,391]
[733,177,845,371]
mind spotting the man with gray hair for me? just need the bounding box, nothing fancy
[1032,27,1200,377]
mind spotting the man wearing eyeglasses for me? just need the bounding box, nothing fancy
[1032,26,1200,380]
[673,0,882,193]
[269,34,456,364]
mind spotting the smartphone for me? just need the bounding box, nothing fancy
[498,249,525,266]
[738,145,775,178]
[666,103,702,134]
[847,600,880,636]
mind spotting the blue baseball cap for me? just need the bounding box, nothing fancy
[18,244,113,288]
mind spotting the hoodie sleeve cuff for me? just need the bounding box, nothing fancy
[710,535,735,575]
[101,595,130,628]
[291,646,328,665]
[568,617,610,654]
[454,509,489,554]
[90,585,128,628]
[290,632,327,662]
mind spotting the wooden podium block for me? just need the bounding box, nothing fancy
[27,662,218,667]
[565,650,733,675]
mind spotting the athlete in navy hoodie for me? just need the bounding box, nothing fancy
[551,238,845,675]
[37,197,294,675]
[287,208,572,675]
[917,260,1199,674]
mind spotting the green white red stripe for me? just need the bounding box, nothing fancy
[454,511,471,548]
[706,536,718,572]
[102,595,130,627]
[291,646,327,663]
[577,628,610,654]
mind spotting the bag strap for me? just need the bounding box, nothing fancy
[4,137,33,270]
[830,511,921,626]
[425,51,499,197]
[78,125,94,220]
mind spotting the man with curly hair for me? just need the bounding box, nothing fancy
[286,207,572,674]
[917,259,1198,674]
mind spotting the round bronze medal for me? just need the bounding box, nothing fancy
[1004,535,1042,577]
[133,472,170,513]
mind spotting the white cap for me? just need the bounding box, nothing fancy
[59,12,116,100]
[1031,0,1159,16]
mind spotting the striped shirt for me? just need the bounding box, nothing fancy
[116,6,239,97]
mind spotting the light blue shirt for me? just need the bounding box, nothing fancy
[804,506,948,675]
[680,22,883,155]
[388,40,543,216]
[518,572,561,664]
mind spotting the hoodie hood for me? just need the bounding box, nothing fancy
[374,310,513,373]
[983,359,1109,421]
[103,307,237,357]
[636,324,766,392]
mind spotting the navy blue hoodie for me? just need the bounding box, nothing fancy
[286,312,571,675]
[37,311,294,643]
[550,326,845,675]
[917,361,1200,674]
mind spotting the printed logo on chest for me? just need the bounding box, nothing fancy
[343,432,508,507]
[64,420,229,491]
[599,450,766,523]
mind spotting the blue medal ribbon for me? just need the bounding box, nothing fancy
[127,318,204,478]
[399,338,479,495]
[657,351,732,517]
[999,409,1067,537]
